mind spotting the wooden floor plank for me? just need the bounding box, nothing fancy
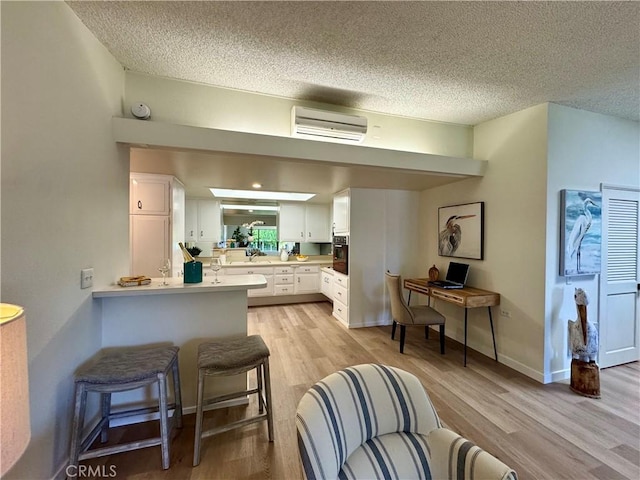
[81,301,640,479]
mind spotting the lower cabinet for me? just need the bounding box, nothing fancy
[294,265,320,294]
[222,264,324,299]
[332,271,349,326]
[320,270,334,299]
[274,266,294,295]
[223,266,274,297]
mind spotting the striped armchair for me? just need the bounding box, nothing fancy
[296,364,517,480]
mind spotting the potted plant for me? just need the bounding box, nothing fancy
[231,226,247,247]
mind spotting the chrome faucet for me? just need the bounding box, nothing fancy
[250,252,260,262]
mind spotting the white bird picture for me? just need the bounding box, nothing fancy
[562,191,602,276]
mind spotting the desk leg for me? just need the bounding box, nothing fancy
[464,308,468,367]
[488,307,498,361]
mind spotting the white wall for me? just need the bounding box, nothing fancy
[1,3,127,478]
[349,188,420,328]
[421,104,550,380]
[545,104,640,381]
[125,72,474,159]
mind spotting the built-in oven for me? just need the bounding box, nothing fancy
[332,236,349,275]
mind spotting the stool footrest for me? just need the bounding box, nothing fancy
[201,412,268,439]
[78,437,162,461]
[203,387,259,407]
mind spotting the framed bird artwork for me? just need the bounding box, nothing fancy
[560,189,602,276]
[438,202,484,260]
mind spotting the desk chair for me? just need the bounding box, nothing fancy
[385,271,446,354]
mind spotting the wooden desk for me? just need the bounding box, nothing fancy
[404,278,500,366]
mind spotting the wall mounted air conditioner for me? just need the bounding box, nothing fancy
[291,106,368,143]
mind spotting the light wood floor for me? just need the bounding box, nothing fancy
[84,301,640,479]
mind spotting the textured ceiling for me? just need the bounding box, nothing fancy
[67,1,640,125]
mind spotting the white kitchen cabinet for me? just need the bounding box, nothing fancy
[278,203,306,241]
[129,174,185,278]
[332,270,350,326]
[185,199,222,243]
[332,189,350,235]
[130,215,170,277]
[305,204,331,242]
[224,265,273,297]
[279,203,330,242]
[185,200,198,242]
[130,173,170,215]
[320,269,334,299]
[294,265,320,294]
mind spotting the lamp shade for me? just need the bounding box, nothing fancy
[0,303,30,475]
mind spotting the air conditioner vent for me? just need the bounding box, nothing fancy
[291,106,367,143]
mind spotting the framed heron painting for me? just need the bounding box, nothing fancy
[560,189,602,276]
[438,202,484,260]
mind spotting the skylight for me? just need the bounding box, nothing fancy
[210,188,315,201]
[221,204,279,211]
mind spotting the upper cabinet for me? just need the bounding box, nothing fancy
[305,204,331,242]
[130,173,171,215]
[185,199,222,243]
[333,189,350,235]
[279,203,331,242]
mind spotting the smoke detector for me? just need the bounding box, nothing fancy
[131,103,151,120]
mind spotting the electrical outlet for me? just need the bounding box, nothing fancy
[81,268,94,289]
[500,309,511,318]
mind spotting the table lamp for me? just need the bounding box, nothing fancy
[0,303,30,475]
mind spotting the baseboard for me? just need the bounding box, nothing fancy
[248,293,327,306]
[549,367,570,383]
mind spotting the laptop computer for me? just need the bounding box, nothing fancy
[428,262,469,289]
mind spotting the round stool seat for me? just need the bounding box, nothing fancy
[198,335,270,371]
[76,346,179,384]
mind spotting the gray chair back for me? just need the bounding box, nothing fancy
[385,271,416,325]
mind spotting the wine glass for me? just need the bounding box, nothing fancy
[210,257,222,284]
[158,259,170,286]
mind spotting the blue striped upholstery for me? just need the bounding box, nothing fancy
[339,432,432,479]
[296,364,442,479]
[427,428,518,480]
[297,364,518,480]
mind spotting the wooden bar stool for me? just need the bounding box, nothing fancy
[68,345,183,476]
[193,335,273,466]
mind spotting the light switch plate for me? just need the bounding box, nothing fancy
[81,268,94,289]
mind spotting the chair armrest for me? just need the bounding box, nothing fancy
[427,428,517,480]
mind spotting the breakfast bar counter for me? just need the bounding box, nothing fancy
[92,275,266,418]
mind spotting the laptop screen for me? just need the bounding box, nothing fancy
[446,262,470,284]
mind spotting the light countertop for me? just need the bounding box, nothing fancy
[220,258,332,268]
[92,274,267,298]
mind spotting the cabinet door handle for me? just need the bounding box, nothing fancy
[308,232,311,237]
[201,230,204,237]
[190,230,194,237]
[300,232,304,238]
[137,200,142,209]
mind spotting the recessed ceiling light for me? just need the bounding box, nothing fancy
[252,183,262,189]
[211,188,315,201]
[221,204,279,211]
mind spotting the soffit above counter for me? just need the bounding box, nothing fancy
[113,117,487,198]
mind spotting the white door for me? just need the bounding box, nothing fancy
[599,185,640,368]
